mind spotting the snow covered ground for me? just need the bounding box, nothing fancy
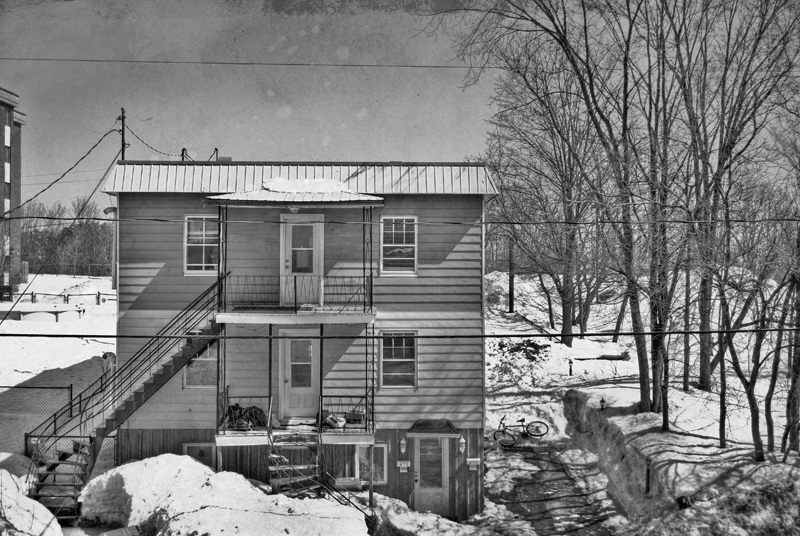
[3,273,800,535]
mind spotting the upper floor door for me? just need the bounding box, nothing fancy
[280,214,324,306]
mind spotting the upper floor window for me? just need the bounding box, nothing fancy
[184,215,219,275]
[381,332,416,388]
[381,216,417,275]
[5,146,11,163]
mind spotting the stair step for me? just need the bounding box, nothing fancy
[38,470,85,478]
[30,489,81,498]
[268,464,318,473]
[43,460,87,467]
[56,450,86,460]
[35,482,82,488]
[269,474,318,488]
[284,483,323,496]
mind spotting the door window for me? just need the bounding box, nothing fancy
[290,339,313,388]
[290,224,314,274]
[418,438,443,488]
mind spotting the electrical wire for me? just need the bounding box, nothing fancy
[5,215,800,227]
[124,124,182,157]
[2,127,119,219]
[0,327,797,340]
[0,149,121,325]
[0,57,478,70]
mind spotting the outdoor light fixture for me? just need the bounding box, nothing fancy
[458,435,466,454]
[600,398,606,411]
[399,437,407,455]
[289,207,300,214]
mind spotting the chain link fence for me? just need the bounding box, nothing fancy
[0,385,72,415]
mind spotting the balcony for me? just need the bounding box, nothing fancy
[216,391,375,446]
[217,275,374,324]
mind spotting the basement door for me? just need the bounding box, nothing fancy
[279,330,319,419]
[414,437,450,516]
[280,214,324,307]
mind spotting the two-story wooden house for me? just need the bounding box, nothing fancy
[26,161,495,522]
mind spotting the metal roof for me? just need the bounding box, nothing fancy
[103,161,497,196]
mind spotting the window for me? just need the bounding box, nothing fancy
[184,215,219,274]
[381,332,416,388]
[381,216,417,274]
[184,344,216,389]
[183,443,217,470]
[4,146,10,162]
[357,443,388,485]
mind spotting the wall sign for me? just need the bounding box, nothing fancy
[466,458,481,471]
[397,460,411,473]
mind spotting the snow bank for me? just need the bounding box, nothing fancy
[369,493,503,536]
[0,469,62,536]
[79,454,368,535]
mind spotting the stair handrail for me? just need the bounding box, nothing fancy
[319,471,376,526]
[27,274,228,454]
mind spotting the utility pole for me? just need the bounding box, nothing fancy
[118,108,128,160]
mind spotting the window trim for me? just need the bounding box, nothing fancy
[380,330,418,390]
[356,442,389,485]
[183,442,217,470]
[183,214,219,276]
[380,216,418,276]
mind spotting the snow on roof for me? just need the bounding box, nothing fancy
[103,161,497,196]
[207,176,384,206]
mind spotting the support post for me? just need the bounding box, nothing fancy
[368,444,374,508]
[68,384,73,418]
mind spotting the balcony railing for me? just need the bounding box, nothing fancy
[219,395,273,434]
[320,390,374,434]
[224,275,372,313]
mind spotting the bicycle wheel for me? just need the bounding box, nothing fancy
[525,421,549,437]
[493,430,516,447]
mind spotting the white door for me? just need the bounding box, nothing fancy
[280,331,319,419]
[414,437,450,516]
[280,215,323,306]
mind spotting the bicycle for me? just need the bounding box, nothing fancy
[493,415,549,447]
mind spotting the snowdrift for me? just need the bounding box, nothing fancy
[0,469,62,536]
[79,454,368,535]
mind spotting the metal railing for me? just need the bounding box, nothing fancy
[224,275,371,313]
[26,276,226,461]
[219,394,273,433]
[320,391,374,433]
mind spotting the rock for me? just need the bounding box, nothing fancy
[0,469,63,536]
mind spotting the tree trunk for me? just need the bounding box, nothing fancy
[719,345,727,448]
[538,273,555,330]
[683,265,691,391]
[508,239,515,314]
[766,290,792,452]
[612,293,629,344]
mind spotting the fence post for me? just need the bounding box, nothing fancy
[69,384,73,418]
[24,432,29,457]
[64,294,69,304]
[97,291,101,305]
[31,292,36,303]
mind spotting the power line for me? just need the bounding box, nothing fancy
[124,125,182,158]
[24,168,110,180]
[0,57,478,70]
[0,327,797,340]
[2,127,119,218]
[5,215,800,227]
[1,150,121,325]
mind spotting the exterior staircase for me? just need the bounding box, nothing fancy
[268,431,322,497]
[24,278,225,524]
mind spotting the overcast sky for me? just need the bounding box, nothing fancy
[0,0,496,207]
